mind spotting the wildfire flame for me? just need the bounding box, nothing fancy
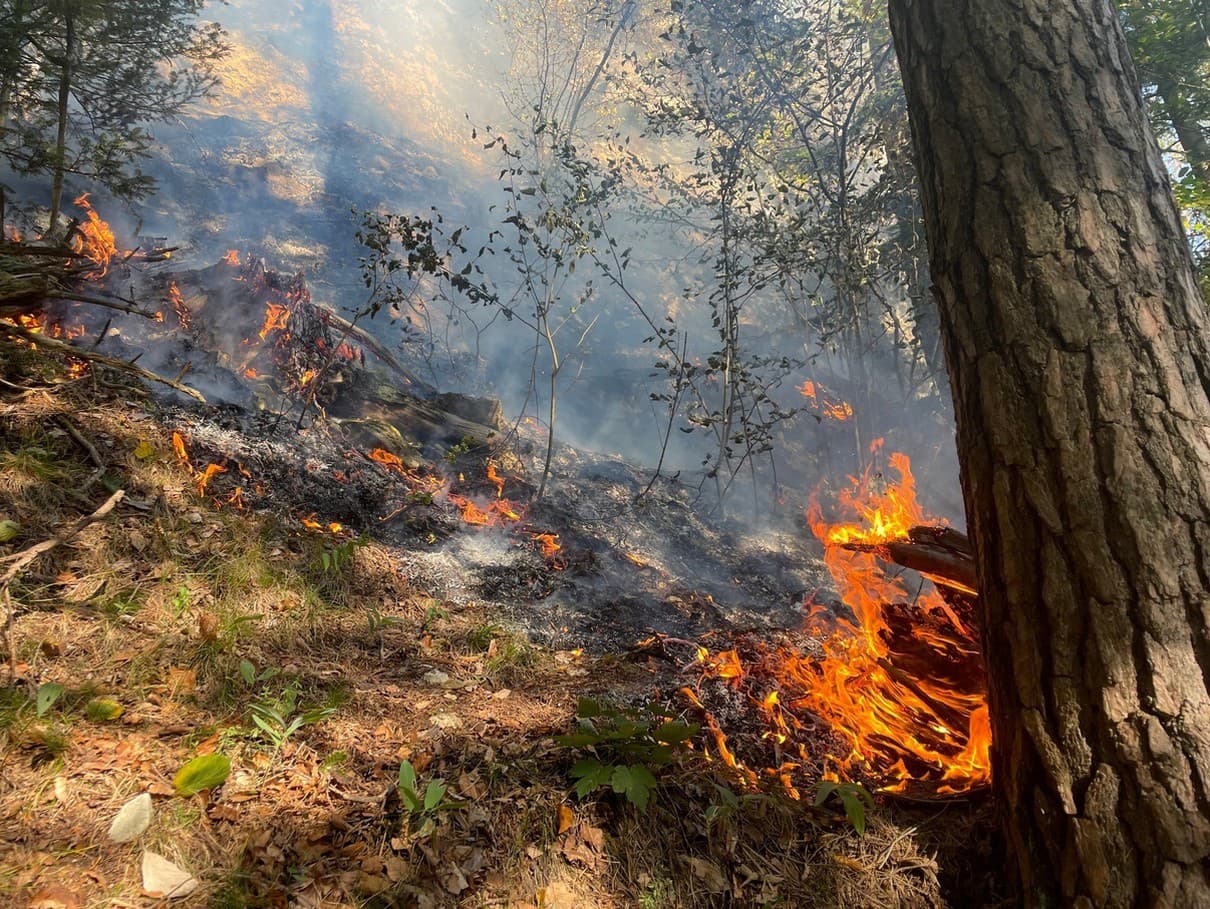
[798,379,853,423]
[532,532,562,560]
[195,462,227,496]
[167,281,192,330]
[697,446,990,794]
[72,193,117,275]
[486,463,505,497]
[223,249,241,266]
[258,303,290,341]
[801,450,990,791]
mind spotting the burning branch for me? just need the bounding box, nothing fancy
[3,324,206,402]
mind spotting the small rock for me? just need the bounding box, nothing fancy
[429,712,461,731]
[421,669,450,687]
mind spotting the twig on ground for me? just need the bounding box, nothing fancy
[0,488,125,682]
[55,414,107,491]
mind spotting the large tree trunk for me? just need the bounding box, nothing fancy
[888,1,1210,906]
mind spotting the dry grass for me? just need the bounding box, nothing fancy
[0,340,980,908]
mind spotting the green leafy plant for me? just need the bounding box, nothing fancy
[814,780,876,836]
[365,603,401,636]
[170,585,192,617]
[421,603,449,632]
[238,659,280,688]
[248,681,335,749]
[555,697,698,811]
[320,539,358,573]
[443,436,477,463]
[397,759,450,838]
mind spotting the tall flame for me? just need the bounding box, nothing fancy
[72,193,117,275]
[799,450,990,791]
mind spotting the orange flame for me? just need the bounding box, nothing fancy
[195,462,227,496]
[799,379,853,423]
[696,450,990,794]
[171,432,191,466]
[72,193,117,275]
[302,514,344,533]
[801,452,989,791]
[369,448,405,471]
[447,493,523,527]
[222,249,241,266]
[532,532,561,559]
[167,281,191,330]
[258,303,290,340]
[486,463,505,497]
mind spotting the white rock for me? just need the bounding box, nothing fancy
[107,792,152,843]
[141,851,199,899]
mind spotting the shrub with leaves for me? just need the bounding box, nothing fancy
[814,780,876,835]
[555,697,699,811]
[397,759,451,838]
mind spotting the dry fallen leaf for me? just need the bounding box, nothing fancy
[556,804,574,835]
[197,613,219,642]
[28,885,82,909]
[108,792,152,843]
[141,851,199,898]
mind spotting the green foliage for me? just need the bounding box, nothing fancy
[443,436,478,463]
[35,682,64,717]
[555,697,698,810]
[319,538,360,574]
[173,753,232,796]
[170,585,192,617]
[397,759,451,838]
[365,603,401,636]
[421,602,449,632]
[813,780,875,836]
[84,697,124,722]
[238,658,280,688]
[248,681,336,749]
[0,0,228,226]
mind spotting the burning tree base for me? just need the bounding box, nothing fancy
[691,449,990,798]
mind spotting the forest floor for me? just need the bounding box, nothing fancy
[0,339,996,909]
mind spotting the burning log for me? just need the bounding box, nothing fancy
[840,524,977,596]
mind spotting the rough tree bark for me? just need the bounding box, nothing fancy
[888,1,1210,906]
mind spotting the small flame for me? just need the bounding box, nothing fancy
[222,249,241,266]
[369,448,405,471]
[195,462,227,496]
[799,379,853,423]
[171,432,191,466]
[167,281,192,330]
[532,532,561,559]
[486,463,505,497]
[301,514,344,534]
[258,303,290,340]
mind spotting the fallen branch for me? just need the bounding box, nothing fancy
[2,324,206,402]
[50,290,159,319]
[1,489,125,681]
[317,306,425,390]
